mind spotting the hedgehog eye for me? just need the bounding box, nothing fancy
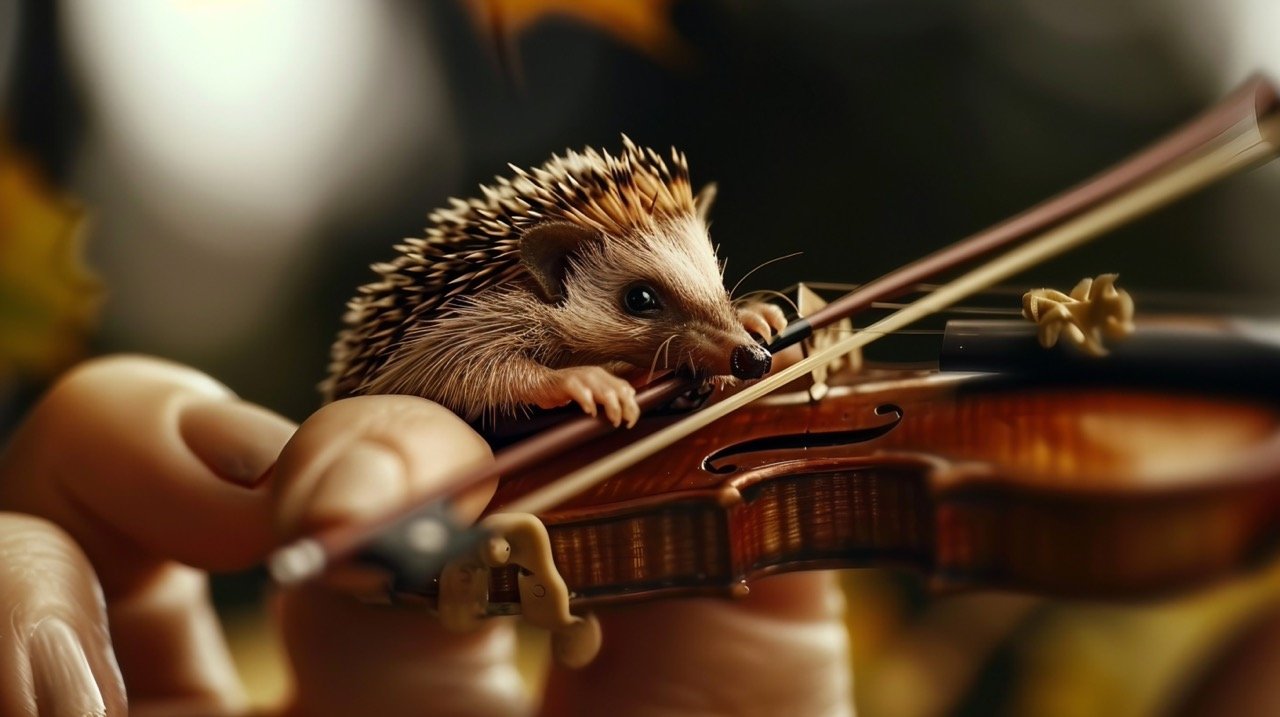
[623,284,662,316]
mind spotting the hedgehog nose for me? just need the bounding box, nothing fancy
[730,344,772,380]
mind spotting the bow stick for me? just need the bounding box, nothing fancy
[270,74,1280,589]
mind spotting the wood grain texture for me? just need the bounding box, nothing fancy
[475,367,1280,610]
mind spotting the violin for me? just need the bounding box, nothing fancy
[483,313,1280,606]
[269,74,1280,666]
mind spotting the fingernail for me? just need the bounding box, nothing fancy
[29,618,107,717]
[305,443,407,529]
[181,400,296,486]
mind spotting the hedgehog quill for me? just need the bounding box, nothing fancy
[323,137,787,428]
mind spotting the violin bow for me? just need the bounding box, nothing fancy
[270,74,1280,589]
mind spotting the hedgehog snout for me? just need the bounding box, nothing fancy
[730,343,772,380]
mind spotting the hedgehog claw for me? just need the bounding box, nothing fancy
[737,302,788,343]
[536,366,638,428]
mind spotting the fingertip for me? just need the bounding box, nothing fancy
[0,514,128,717]
[604,399,622,427]
[274,395,496,539]
[29,618,110,717]
[52,355,232,406]
[290,443,409,535]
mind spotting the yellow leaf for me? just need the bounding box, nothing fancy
[467,0,685,61]
[0,135,102,379]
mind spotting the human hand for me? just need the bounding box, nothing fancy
[0,355,852,716]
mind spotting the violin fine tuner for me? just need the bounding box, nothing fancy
[1023,274,1135,356]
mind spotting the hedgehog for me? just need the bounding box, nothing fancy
[322,137,788,428]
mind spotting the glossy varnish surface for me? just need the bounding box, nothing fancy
[482,369,1280,609]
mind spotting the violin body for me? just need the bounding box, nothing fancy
[476,320,1280,611]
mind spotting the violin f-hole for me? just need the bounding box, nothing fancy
[701,403,904,475]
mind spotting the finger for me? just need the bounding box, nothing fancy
[540,573,852,717]
[567,383,597,418]
[764,305,789,332]
[272,394,495,536]
[0,513,127,717]
[622,394,641,428]
[0,356,296,710]
[739,312,771,340]
[271,395,527,717]
[756,311,780,341]
[0,355,297,579]
[600,390,623,427]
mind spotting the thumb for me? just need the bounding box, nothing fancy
[272,395,528,717]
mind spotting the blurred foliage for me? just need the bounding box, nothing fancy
[0,132,99,380]
[846,563,1280,717]
[467,0,684,60]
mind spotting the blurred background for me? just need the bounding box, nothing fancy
[3,0,1280,714]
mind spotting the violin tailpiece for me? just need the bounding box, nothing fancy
[436,512,602,668]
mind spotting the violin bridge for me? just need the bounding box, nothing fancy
[1022,274,1135,357]
[436,512,602,669]
[797,283,860,401]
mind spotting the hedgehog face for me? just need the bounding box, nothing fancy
[324,137,774,411]
[546,215,767,380]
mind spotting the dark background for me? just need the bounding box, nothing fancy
[4,1,1280,714]
[7,0,1276,423]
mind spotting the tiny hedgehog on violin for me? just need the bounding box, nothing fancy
[322,137,787,428]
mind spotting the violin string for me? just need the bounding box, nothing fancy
[867,301,1020,315]
[819,327,942,335]
[796,282,1279,314]
[798,280,1280,313]
[819,328,946,336]
[503,113,1280,516]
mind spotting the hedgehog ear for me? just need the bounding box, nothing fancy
[520,222,600,303]
[694,182,718,223]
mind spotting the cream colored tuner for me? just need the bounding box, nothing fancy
[1022,273,1135,357]
[436,513,602,669]
[796,283,860,401]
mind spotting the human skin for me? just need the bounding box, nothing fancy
[0,355,853,717]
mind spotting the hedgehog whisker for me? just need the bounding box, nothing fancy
[730,252,803,299]
[647,334,678,382]
[681,348,695,375]
[732,289,800,316]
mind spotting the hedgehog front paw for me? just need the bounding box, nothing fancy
[737,302,788,342]
[533,366,640,428]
